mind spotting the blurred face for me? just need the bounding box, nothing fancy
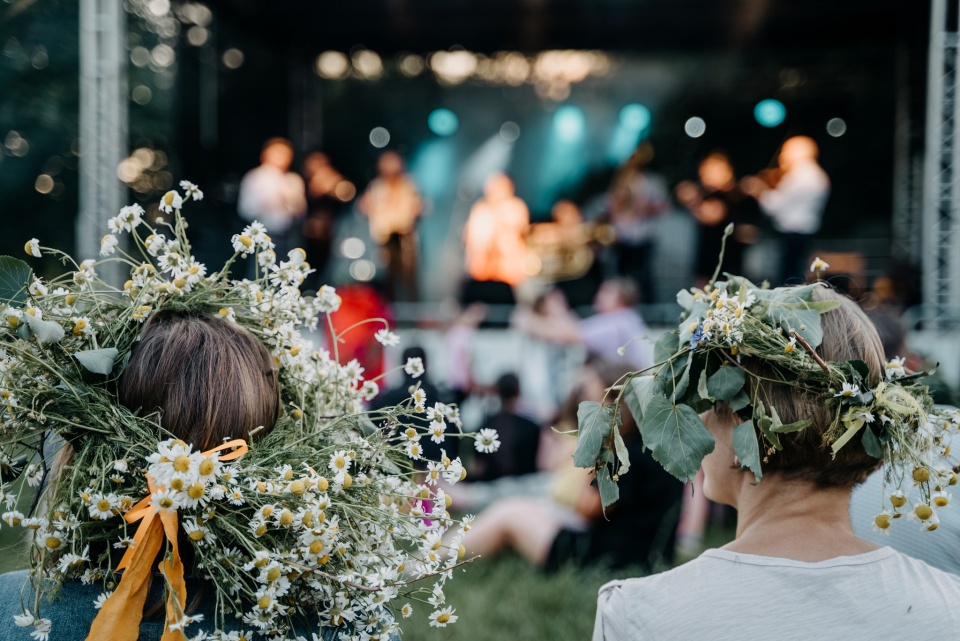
[593,282,622,313]
[552,201,582,226]
[778,136,818,171]
[484,174,514,200]
[700,409,743,507]
[378,152,404,177]
[262,143,293,171]
[699,157,734,190]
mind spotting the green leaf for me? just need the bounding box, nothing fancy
[23,314,64,344]
[706,365,745,401]
[613,430,631,477]
[639,396,715,483]
[861,426,883,459]
[654,330,680,365]
[573,401,616,468]
[766,405,811,434]
[0,256,32,308]
[596,465,620,508]
[623,375,662,421]
[697,368,711,402]
[73,347,120,375]
[847,359,870,381]
[732,420,762,483]
[727,389,750,413]
[805,299,842,313]
[672,356,691,400]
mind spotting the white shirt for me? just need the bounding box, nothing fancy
[759,162,830,234]
[593,547,960,641]
[237,165,307,234]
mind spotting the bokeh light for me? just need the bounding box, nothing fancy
[754,99,786,127]
[341,237,366,259]
[684,117,706,138]
[499,122,521,142]
[554,106,586,142]
[427,109,459,136]
[619,103,651,132]
[826,117,847,137]
[369,127,391,148]
[222,48,244,70]
[349,259,377,282]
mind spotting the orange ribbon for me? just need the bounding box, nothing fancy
[86,439,248,641]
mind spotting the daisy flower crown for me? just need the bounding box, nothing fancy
[575,229,957,534]
[2,183,498,640]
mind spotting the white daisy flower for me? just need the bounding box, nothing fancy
[179,180,204,201]
[159,189,184,213]
[474,428,501,454]
[374,329,400,347]
[404,357,424,378]
[834,382,860,398]
[24,239,41,257]
[885,356,907,380]
[809,256,829,272]
[93,591,113,610]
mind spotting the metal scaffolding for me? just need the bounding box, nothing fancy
[78,0,126,283]
[923,0,960,326]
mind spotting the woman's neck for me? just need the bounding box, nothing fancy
[722,475,879,562]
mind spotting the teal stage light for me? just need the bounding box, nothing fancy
[754,99,786,127]
[427,108,459,136]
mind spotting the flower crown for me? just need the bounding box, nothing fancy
[2,183,497,640]
[575,236,957,535]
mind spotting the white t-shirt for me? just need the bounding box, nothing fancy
[593,547,960,641]
[759,162,830,234]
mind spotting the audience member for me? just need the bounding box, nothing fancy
[370,346,457,463]
[462,360,683,571]
[302,151,349,283]
[513,278,653,370]
[470,373,541,482]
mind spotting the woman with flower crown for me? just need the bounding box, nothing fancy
[590,277,960,640]
[0,185,487,641]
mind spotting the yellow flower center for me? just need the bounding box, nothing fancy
[261,505,274,518]
[158,497,174,509]
[934,495,949,507]
[913,467,931,483]
[915,504,933,520]
[169,477,184,491]
[289,480,305,495]
[45,536,61,549]
[291,408,303,420]
[237,234,253,248]
[874,514,891,529]
[889,494,907,508]
[437,613,451,624]
[255,524,267,537]
[333,456,346,470]
[316,477,329,492]
[342,473,353,489]
[279,510,294,526]
[309,539,324,555]
[187,483,205,499]
[188,529,205,541]
[257,595,271,610]
[96,499,111,512]
[173,455,191,473]
[266,566,281,582]
[173,277,187,289]
[198,459,215,477]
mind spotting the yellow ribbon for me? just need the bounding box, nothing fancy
[86,439,248,641]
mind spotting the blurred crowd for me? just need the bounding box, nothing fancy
[234,135,955,573]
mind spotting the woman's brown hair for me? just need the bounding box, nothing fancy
[724,286,886,488]
[118,310,281,451]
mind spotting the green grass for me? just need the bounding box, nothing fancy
[393,554,639,641]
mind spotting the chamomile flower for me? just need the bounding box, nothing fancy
[872,511,892,534]
[429,421,446,444]
[31,617,52,641]
[809,257,829,272]
[159,190,184,213]
[115,204,144,231]
[360,380,379,401]
[405,441,423,460]
[834,382,860,398]
[88,493,119,520]
[100,234,119,256]
[328,450,353,475]
[400,603,412,618]
[13,611,35,627]
[179,180,204,201]
[411,388,427,408]
[93,591,113,610]
[474,428,501,454]
[404,357,424,378]
[428,606,458,628]
[375,329,400,347]
[24,239,41,257]
[885,356,907,380]
[783,337,797,354]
